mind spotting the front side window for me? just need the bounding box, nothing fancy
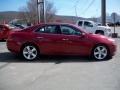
[84,21,93,27]
[35,25,58,34]
[60,25,81,36]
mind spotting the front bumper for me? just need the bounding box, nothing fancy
[109,43,117,56]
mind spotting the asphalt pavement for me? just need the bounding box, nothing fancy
[0,28,120,90]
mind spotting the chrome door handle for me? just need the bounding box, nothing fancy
[62,38,69,41]
[36,37,44,39]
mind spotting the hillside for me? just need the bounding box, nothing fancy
[0,11,21,23]
[0,11,84,24]
[0,11,120,24]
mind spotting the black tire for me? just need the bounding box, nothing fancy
[21,44,39,61]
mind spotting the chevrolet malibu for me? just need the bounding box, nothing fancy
[7,23,116,60]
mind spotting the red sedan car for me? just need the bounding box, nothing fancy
[0,24,20,40]
[7,23,116,60]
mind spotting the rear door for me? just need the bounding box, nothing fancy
[33,25,65,55]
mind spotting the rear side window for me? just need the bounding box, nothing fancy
[35,25,59,34]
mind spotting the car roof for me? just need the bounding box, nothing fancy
[36,23,84,30]
[35,23,82,30]
[34,22,87,33]
[25,23,77,31]
[37,22,75,26]
[23,22,88,34]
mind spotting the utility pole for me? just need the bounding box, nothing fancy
[101,0,106,26]
[44,0,46,23]
[37,0,40,23]
[37,0,45,23]
[112,13,118,38]
[113,13,116,34]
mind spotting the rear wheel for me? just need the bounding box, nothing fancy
[92,45,109,60]
[22,45,38,60]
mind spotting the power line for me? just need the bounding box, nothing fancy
[73,0,89,17]
[74,0,80,6]
[81,0,95,15]
[74,0,80,17]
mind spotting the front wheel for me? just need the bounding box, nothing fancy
[95,31,104,35]
[92,45,109,60]
[22,45,38,60]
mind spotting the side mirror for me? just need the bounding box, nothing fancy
[80,33,86,38]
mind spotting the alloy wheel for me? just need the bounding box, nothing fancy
[93,45,108,60]
[23,45,38,60]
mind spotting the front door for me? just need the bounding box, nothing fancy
[84,21,94,34]
[60,25,91,55]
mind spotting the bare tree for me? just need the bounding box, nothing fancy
[45,0,56,22]
[19,0,56,24]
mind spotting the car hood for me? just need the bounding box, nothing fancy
[87,33,115,43]
[97,26,111,29]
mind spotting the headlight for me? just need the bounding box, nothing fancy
[107,29,111,32]
[108,38,115,42]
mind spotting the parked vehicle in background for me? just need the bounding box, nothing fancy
[13,24,26,29]
[0,24,21,40]
[7,23,116,61]
[97,23,110,27]
[76,20,112,37]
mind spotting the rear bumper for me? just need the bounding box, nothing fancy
[7,39,21,54]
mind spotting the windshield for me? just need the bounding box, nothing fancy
[6,24,17,29]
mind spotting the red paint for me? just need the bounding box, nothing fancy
[0,24,21,40]
[7,23,117,57]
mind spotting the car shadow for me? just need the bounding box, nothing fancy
[0,52,109,64]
